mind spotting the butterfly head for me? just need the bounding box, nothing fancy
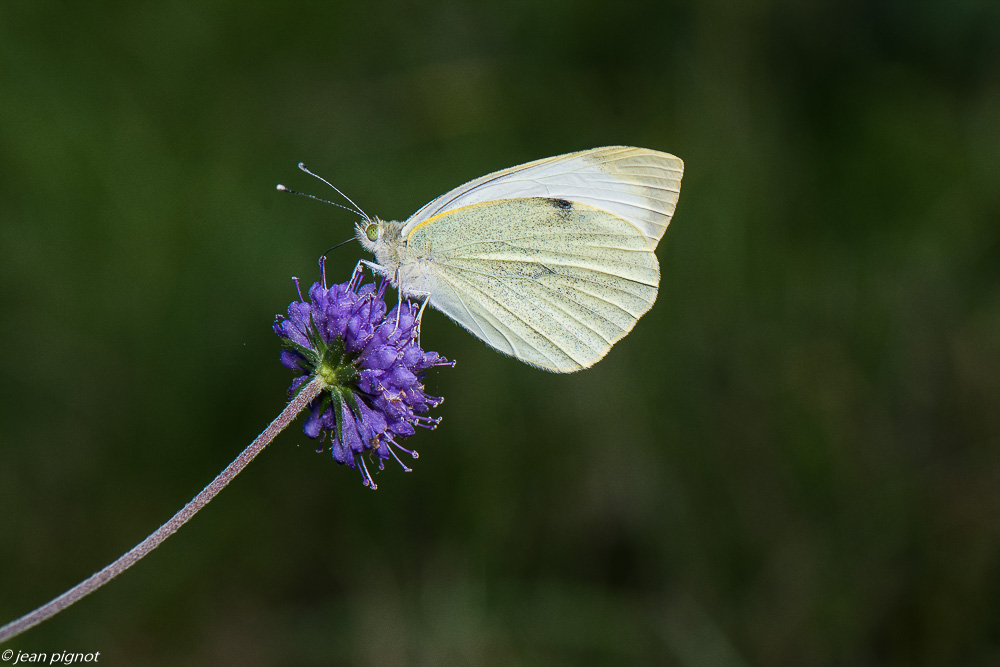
[356,217,408,279]
[355,217,383,253]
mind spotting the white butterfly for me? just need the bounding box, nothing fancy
[289,146,684,372]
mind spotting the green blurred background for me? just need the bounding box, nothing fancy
[2,0,998,664]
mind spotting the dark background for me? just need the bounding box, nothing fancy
[2,1,999,664]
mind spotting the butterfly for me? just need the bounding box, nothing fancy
[284,146,683,372]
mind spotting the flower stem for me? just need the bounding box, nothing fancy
[0,376,325,644]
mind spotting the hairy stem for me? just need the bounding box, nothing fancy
[0,377,324,643]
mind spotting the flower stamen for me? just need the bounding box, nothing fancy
[385,444,413,473]
[357,455,377,489]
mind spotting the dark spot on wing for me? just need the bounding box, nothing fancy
[531,263,556,279]
[551,198,572,210]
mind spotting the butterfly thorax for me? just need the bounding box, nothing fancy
[358,218,434,297]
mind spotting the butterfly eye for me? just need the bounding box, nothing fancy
[365,222,379,242]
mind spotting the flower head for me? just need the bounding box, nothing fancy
[274,263,452,489]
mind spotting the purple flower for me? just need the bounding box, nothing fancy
[274,263,453,489]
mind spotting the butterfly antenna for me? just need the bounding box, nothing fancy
[297,162,370,221]
[275,184,364,218]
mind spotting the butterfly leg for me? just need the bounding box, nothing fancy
[394,289,404,331]
[347,259,368,290]
[411,291,432,344]
[359,259,384,275]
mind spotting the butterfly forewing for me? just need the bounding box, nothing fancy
[401,146,683,250]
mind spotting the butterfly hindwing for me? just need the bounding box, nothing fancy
[407,197,659,372]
